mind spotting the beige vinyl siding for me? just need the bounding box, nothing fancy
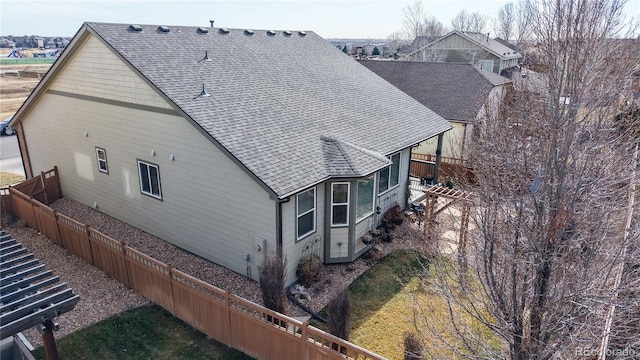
[49,35,172,110]
[415,121,467,159]
[281,183,325,286]
[21,36,276,282]
[329,227,349,259]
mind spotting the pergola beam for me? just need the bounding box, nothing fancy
[0,229,79,360]
[422,185,474,258]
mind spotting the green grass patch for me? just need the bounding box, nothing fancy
[0,58,56,65]
[32,305,253,360]
[312,250,500,360]
[0,172,25,187]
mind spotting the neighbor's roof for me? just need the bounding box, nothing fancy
[409,30,522,60]
[24,22,452,199]
[358,60,511,122]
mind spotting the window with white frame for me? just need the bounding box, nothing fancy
[95,147,108,174]
[378,152,401,194]
[480,60,494,72]
[331,182,349,226]
[138,160,162,199]
[297,187,316,240]
[356,174,375,222]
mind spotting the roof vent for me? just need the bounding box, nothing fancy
[202,50,212,61]
[219,28,230,35]
[209,20,215,28]
[199,84,210,97]
[298,31,307,37]
[197,27,209,34]
[267,30,277,37]
[157,26,170,33]
[128,24,142,32]
[283,30,292,37]
[244,29,254,36]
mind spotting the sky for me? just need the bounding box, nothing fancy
[1,0,639,39]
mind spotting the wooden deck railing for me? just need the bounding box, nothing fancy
[1,170,387,360]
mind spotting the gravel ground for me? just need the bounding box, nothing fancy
[3,197,461,346]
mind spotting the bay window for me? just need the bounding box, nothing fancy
[356,175,375,222]
[378,152,401,194]
[331,183,349,226]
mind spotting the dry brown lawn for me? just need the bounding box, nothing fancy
[0,63,51,119]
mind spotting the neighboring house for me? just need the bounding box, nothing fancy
[408,35,440,53]
[359,60,511,161]
[10,22,451,286]
[406,30,522,75]
[0,38,16,48]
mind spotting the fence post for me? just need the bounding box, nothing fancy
[226,290,233,347]
[40,170,48,205]
[122,243,132,290]
[168,265,175,314]
[53,166,62,201]
[84,224,94,265]
[52,211,63,246]
[121,241,131,288]
[301,321,308,359]
[29,195,40,233]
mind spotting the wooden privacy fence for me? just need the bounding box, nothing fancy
[0,166,62,218]
[2,184,386,360]
[411,154,476,184]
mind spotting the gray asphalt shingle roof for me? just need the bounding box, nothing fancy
[408,30,522,61]
[358,60,511,122]
[85,22,451,198]
[461,32,521,60]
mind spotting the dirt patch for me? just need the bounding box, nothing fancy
[0,64,50,119]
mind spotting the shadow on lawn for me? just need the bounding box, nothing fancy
[312,249,429,331]
[32,304,253,360]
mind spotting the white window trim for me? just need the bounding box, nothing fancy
[378,152,401,195]
[138,160,162,200]
[356,175,376,223]
[331,182,350,227]
[95,147,108,174]
[296,187,316,240]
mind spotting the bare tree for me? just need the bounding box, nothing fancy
[417,0,640,359]
[514,0,534,45]
[401,0,428,39]
[451,10,489,33]
[397,0,446,40]
[423,17,446,37]
[495,2,515,41]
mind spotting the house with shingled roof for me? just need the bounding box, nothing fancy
[406,30,522,75]
[9,22,452,285]
[358,60,511,164]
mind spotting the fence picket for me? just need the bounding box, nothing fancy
[2,171,388,360]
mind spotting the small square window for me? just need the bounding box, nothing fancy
[138,160,162,200]
[96,147,108,174]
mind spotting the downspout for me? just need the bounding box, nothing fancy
[433,133,444,184]
[275,197,290,258]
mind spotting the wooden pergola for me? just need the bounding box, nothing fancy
[422,185,474,255]
[1,229,79,360]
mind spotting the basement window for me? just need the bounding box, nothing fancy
[96,147,109,174]
[138,160,162,200]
